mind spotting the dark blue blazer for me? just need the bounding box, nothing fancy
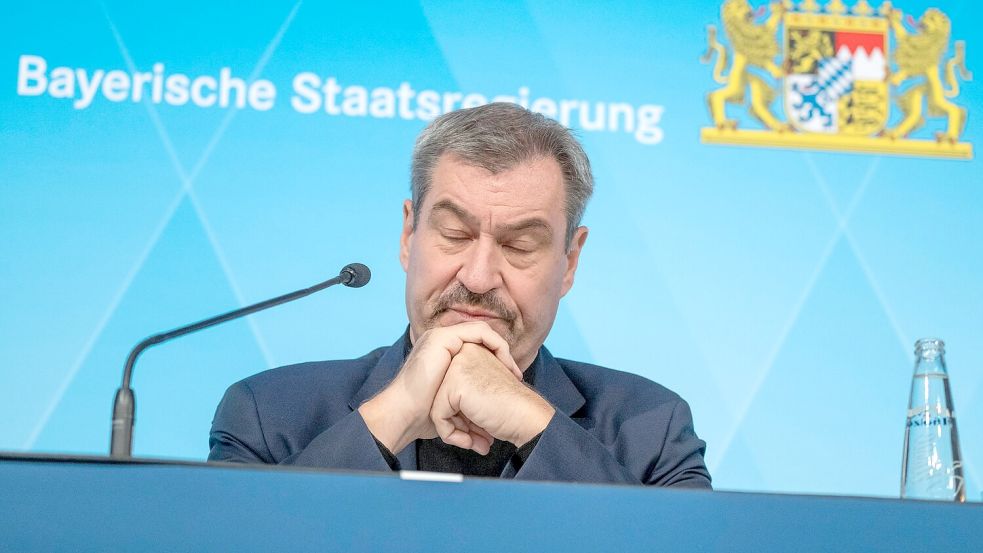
[209,333,711,487]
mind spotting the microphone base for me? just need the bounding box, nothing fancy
[110,387,135,459]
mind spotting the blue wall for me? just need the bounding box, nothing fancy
[2,0,981,499]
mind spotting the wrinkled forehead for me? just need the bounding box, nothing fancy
[424,154,567,229]
[442,149,564,185]
[431,153,563,196]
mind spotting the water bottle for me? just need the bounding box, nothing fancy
[900,338,965,501]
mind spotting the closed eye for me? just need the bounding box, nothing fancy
[440,231,472,244]
[503,243,534,254]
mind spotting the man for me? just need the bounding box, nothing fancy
[209,103,711,487]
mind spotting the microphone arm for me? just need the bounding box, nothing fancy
[110,263,370,459]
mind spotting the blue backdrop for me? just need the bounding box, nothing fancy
[2,0,981,499]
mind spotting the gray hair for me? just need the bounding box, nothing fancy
[410,103,593,249]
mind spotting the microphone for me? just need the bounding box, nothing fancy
[109,263,371,459]
[340,262,371,288]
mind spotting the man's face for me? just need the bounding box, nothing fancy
[400,153,588,371]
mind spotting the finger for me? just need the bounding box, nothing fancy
[433,412,477,451]
[444,427,475,450]
[460,413,491,440]
[469,431,491,456]
[471,423,494,445]
[438,322,521,378]
[450,414,469,434]
[432,410,467,449]
[458,414,493,455]
[440,413,488,453]
[397,321,515,409]
[501,358,523,381]
[445,422,488,455]
[467,422,493,455]
[430,381,467,444]
[431,384,490,454]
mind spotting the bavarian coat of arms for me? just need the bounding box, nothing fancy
[700,0,972,159]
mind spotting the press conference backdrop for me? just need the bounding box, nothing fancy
[2,0,981,499]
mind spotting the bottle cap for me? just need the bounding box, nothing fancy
[914,338,945,356]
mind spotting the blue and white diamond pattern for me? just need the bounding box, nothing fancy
[787,57,854,133]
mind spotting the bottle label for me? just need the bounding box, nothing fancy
[905,407,954,427]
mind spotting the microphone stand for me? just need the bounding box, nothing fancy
[110,263,369,459]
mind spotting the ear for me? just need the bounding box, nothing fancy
[560,226,589,297]
[399,199,414,272]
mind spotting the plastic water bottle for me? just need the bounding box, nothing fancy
[900,338,965,501]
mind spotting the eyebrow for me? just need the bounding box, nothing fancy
[429,200,479,228]
[429,199,554,241]
[499,218,553,241]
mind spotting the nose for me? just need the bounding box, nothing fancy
[456,234,505,295]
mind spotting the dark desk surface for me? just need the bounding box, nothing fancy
[1,453,979,552]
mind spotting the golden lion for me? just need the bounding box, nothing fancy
[702,0,786,131]
[884,8,972,143]
[787,29,833,75]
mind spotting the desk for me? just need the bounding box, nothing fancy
[1,454,979,552]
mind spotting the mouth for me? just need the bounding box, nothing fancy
[444,306,502,321]
[427,284,517,332]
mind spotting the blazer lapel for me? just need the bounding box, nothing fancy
[347,331,419,470]
[533,347,586,418]
[500,346,585,478]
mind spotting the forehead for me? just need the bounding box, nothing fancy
[425,154,566,224]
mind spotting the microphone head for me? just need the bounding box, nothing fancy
[340,263,371,288]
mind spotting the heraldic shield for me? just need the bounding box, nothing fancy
[785,11,888,135]
[701,0,973,159]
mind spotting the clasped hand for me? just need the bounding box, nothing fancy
[358,322,555,456]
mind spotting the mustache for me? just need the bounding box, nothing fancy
[430,284,517,323]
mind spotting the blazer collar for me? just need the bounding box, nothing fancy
[348,331,410,412]
[527,346,586,417]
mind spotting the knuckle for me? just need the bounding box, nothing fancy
[462,320,490,333]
